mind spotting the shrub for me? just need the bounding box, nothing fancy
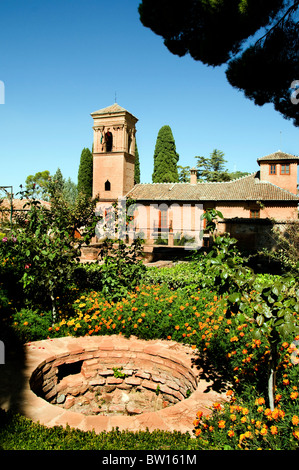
[0,409,203,450]
[11,309,52,343]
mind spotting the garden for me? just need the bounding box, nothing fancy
[0,186,299,450]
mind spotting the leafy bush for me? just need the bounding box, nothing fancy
[11,309,52,342]
[0,185,101,324]
[143,262,203,290]
[0,409,203,450]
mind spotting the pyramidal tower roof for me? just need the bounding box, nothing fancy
[91,103,127,115]
[90,103,138,123]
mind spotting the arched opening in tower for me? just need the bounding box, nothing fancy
[105,131,113,152]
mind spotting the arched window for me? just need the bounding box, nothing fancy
[105,180,111,191]
[105,131,113,152]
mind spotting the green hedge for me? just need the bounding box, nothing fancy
[0,409,205,450]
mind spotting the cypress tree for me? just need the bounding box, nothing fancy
[152,125,179,183]
[134,140,141,184]
[53,168,64,192]
[77,147,93,197]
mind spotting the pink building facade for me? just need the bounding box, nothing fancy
[91,104,299,250]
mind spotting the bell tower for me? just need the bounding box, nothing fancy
[91,103,138,201]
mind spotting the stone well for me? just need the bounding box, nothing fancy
[15,335,228,434]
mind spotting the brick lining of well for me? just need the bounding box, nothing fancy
[20,335,228,434]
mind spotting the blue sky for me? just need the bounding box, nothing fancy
[0,0,298,195]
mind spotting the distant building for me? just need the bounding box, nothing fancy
[91,104,299,251]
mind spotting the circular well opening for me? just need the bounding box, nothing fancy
[30,338,198,417]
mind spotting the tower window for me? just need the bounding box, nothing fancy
[105,131,113,152]
[269,164,276,175]
[280,164,290,175]
[105,180,111,191]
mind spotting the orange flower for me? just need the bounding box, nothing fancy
[264,408,272,418]
[230,336,238,342]
[218,420,225,429]
[196,411,203,419]
[290,391,299,400]
[292,415,299,426]
[293,429,299,440]
[227,430,234,438]
[195,428,202,437]
[270,426,278,435]
[213,403,222,411]
[175,325,180,330]
[255,397,265,406]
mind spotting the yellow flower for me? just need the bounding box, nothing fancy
[218,420,225,429]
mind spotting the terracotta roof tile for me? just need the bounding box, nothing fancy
[91,103,129,116]
[257,150,299,162]
[126,172,299,202]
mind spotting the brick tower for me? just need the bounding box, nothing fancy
[257,150,299,195]
[91,103,138,202]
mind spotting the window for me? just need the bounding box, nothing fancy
[270,164,276,175]
[250,209,260,219]
[160,208,168,230]
[281,164,290,175]
[105,131,113,152]
[105,180,111,191]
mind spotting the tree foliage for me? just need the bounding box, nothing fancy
[53,168,78,205]
[178,165,191,182]
[134,140,141,184]
[77,147,93,197]
[25,171,51,201]
[139,1,299,126]
[196,149,230,182]
[152,125,179,183]
[0,183,100,324]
